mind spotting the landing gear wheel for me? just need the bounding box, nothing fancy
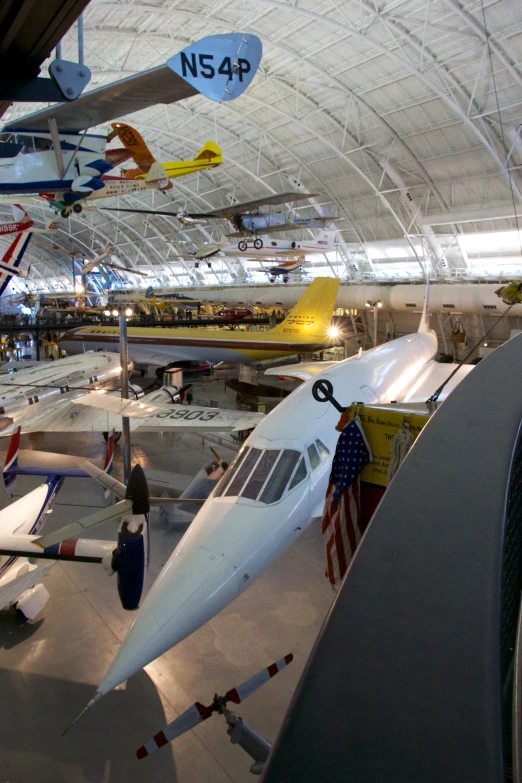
[73,203,83,214]
[103,431,122,443]
[254,238,263,249]
[195,261,199,268]
[283,276,289,283]
[207,262,212,268]
[61,209,69,218]
[269,277,275,283]
[238,240,248,252]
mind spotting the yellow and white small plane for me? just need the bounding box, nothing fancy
[59,278,340,367]
[110,123,222,181]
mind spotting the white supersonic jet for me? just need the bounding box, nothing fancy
[38,301,474,712]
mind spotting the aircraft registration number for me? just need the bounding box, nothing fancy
[181,53,251,82]
[154,408,220,422]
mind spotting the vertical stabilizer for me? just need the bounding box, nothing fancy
[0,232,32,295]
[270,278,340,342]
[418,277,431,333]
[3,425,21,494]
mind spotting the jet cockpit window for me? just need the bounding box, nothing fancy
[241,450,280,500]
[259,450,300,505]
[214,446,249,498]
[223,448,262,498]
[307,443,321,470]
[315,439,330,460]
[289,457,307,490]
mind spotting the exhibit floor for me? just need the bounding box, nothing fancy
[0,428,333,783]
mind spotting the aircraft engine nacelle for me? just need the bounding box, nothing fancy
[128,383,144,400]
[113,526,146,611]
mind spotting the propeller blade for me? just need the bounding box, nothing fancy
[136,654,294,760]
[137,701,212,759]
[126,464,149,514]
[34,499,133,548]
[78,460,127,500]
[225,654,294,704]
[209,446,221,462]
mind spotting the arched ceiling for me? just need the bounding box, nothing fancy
[1,0,522,291]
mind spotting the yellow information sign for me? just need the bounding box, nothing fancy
[350,405,430,487]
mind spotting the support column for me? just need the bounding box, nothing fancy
[119,313,131,484]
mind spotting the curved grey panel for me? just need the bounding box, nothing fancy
[263,334,522,783]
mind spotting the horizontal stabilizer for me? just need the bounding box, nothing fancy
[78,460,127,500]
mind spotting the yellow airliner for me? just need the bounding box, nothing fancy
[109,123,222,181]
[59,278,341,365]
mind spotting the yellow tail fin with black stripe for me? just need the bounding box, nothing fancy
[270,278,340,343]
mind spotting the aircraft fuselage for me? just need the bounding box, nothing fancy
[94,330,441,696]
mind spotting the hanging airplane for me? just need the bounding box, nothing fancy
[102,193,336,243]
[77,244,149,278]
[0,351,263,438]
[261,257,306,283]
[169,230,336,270]
[40,296,477,713]
[110,123,222,181]
[58,278,341,367]
[0,33,261,210]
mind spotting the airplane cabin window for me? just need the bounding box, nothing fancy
[307,443,321,470]
[289,457,307,490]
[259,449,300,504]
[224,448,262,497]
[241,449,280,500]
[214,447,249,497]
[315,439,330,460]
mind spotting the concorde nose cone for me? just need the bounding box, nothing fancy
[95,545,241,697]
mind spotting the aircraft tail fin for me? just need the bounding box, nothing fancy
[0,233,32,295]
[418,276,431,333]
[3,425,21,494]
[194,141,222,163]
[145,162,169,188]
[43,217,59,233]
[309,229,337,251]
[270,278,340,342]
[162,141,223,179]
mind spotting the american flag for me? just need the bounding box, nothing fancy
[322,417,372,586]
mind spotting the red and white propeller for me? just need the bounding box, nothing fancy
[136,653,294,759]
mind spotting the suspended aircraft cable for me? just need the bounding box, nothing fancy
[427,303,515,403]
[480,0,522,256]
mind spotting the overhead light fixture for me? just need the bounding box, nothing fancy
[112,309,119,317]
[103,309,111,316]
[125,307,133,317]
[74,282,84,294]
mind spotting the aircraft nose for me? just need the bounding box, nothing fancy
[95,545,241,697]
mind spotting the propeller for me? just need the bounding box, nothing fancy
[136,654,293,759]
[34,462,204,549]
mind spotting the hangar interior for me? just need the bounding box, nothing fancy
[0,0,522,781]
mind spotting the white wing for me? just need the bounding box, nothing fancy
[399,362,474,402]
[0,395,263,435]
[264,361,339,382]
